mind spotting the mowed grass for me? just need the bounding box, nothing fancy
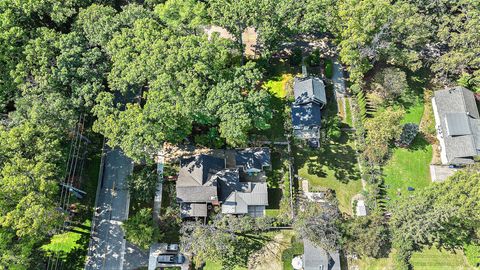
[356,248,474,270]
[401,98,424,124]
[297,132,362,215]
[263,73,293,98]
[383,135,432,203]
[410,247,475,270]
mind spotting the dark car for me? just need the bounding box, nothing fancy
[157,254,185,264]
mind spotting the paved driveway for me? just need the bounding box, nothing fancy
[85,147,133,270]
[332,57,346,97]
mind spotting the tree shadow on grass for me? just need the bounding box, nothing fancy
[295,132,361,184]
[407,134,430,152]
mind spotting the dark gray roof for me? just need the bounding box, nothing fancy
[177,154,224,204]
[303,240,340,270]
[177,155,225,187]
[235,148,271,172]
[221,182,268,214]
[433,87,480,164]
[445,113,471,136]
[215,169,268,215]
[176,186,218,203]
[294,77,327,105]
[292,102,322,130]
[180,203,208,217]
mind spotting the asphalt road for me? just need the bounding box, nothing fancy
[85,147,133,270]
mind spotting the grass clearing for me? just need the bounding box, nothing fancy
[296,132,362,215]
[383,135,432,203]
[263,74,293,98]
[356,248,474,270]
[401,97,424,124]
[345,98,352,126]
[410,247,474,270]
[281,237,304,270]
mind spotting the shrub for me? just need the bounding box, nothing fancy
[324,59,333,78]
[395,123,419,147]
[127,165,157,203]
[325,115,342,141]
[308,49,321,66]
[290,48,303,66]
[123,208,161,250]
[194,127,224,148]
[373,67,408,101]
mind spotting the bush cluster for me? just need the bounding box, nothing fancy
[395,123,419,147]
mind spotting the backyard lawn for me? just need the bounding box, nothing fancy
[297,132,363,215]
[383,135,432,203]
[281,237,304,270]
[383,93,432,203]
[410,248,475,270]
[357,248,474,270]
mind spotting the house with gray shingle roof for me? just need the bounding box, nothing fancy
[216,169,268,217]
[291,77,327,148]
[176,155,225,218]
[176,149,270,219]
[432,86,480,165]
[303,239,341,270]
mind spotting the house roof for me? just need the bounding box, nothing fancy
[176,186,218,203]
[292,102,322,130]
[221,183,268,214]
[177,154,225,187]
[433,87,480,164]
[180,203,208,217]
[216,169,268,214]
[176,154,224,204]
[303,239,341,270]
[294,77,327,105]
[235,148,271,172]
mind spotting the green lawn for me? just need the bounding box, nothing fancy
[401,98,424,124]
[383,136,432,204]
[357,248,474,270]
[410,248,474,270]
[345,98,353,126]
[263,74,292,98]
[297,132,362,214]
[281,239,304,270]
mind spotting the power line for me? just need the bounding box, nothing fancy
[46,114,87,270]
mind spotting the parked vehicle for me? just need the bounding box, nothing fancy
[166,244,179,252]
[157,254,185,264]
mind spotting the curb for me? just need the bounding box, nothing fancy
[85,137,107,268]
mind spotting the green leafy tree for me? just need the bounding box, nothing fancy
[362,107,404,165]
[341,212,390,258]
[373,67,408,101]
[155,0,208,33]
[127,165,158,203]
[294,202,342,252]
[181,214,272,267]
[390,165,480,268]
[123,208,161,250]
